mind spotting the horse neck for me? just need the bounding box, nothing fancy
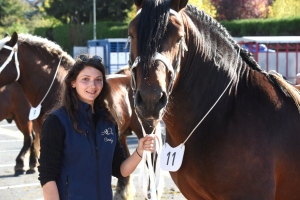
[17,44,69,106]
[163,16,247,144]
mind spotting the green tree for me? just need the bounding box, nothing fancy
[189,0,217,18]
[125,0,217,23]
[43,0,132,24]
[98,0,132,21]
[210,0,273,20]
[0,0,34,35]
[269,0,300,18]
[0,0,61,36]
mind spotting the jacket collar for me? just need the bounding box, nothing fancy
[77,99,108,117]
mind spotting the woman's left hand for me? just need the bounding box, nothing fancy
[137,134,155,154]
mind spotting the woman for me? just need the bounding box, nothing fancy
[38,54,154,200]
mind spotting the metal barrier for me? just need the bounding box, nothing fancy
[87,39,129,74]
[235,36,300,84]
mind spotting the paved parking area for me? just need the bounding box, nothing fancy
[0,120,185,200]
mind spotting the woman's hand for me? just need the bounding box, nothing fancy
[120,134,156,177]
[137,134,155,154]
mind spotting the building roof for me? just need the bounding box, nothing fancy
[234,36,300,43]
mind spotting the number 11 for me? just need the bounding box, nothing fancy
[166,152,176,166]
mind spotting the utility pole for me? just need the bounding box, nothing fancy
[93,0,96,40]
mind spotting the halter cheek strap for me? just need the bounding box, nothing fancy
[0,44,20,81]
[130,37,187,95]
[129,8,187,95]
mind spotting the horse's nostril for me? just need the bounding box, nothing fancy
[158,92,167,109]
[135,90,143,107]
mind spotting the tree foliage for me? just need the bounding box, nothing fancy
[210,0,273,20]
[43,0,132,24]
[0,0,61,36]
[125,0,217,24]
[0,0,35,35]
[269,0,300,18]
[189,0,217,18]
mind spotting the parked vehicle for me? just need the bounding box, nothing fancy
[242,44,276,53]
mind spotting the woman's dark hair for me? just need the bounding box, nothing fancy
[46,54,112,133]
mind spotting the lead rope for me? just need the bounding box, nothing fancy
[37,55,63,106]
[28,55,63,120]
[136,110,162,200]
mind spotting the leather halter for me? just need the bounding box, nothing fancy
[128,9,187,97]
[0,43,20,81]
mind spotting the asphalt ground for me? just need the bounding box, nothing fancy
[0,120,186,200]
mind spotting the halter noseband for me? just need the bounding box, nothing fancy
[0,44,20,81]
[129,9,188,96]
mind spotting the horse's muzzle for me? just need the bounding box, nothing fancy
[135,89,167,120]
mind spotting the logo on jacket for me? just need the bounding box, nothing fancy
[102,127,114,144]
[101,127,114,136]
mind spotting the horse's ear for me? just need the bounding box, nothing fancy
[4,33,10,38]
[133,0,144,10]
[170,0,188,11]
[10,32,18,45]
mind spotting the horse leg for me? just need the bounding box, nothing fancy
[114,129,136,200]
[13,116,35,176]
[14,132,33,176]
[26,130,39,174]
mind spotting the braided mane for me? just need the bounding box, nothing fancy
[184,4,300,110]
[184,4,264,74]
[18,33,74,70]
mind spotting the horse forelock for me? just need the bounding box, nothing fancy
[18,33,74,69]
[137,0,170,75]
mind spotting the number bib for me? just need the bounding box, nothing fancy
[29,104,42,120]
[160,143,185,172]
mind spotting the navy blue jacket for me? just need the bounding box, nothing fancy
[51,100,126,200]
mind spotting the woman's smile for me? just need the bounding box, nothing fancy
[72,66,103,105]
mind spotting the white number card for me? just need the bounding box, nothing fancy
[29,104,42,120]
[160,143,185,172]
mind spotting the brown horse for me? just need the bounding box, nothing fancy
[128,0,300,199]
[107,70,163,199]
[0,32,158,199]
[0,82,38,175]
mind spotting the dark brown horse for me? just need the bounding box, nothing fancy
[128,0,300,199]
[107,70,163,199]
[0,33,158,199]
[0,32,73,174]
[0,82,38,175]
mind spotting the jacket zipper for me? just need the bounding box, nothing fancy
[65,175,69,200]
[87,110,100,199]
[85,130,93,156]
[92,119,100,200]
[96,144,100,200]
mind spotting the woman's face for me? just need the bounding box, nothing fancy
[71,66,103,106]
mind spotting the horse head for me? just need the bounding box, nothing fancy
[129,0,188,120]
[0,32,19,87]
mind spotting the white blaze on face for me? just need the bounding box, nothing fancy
[0,37,11,50]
